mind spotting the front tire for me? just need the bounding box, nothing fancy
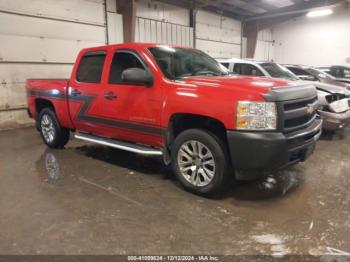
[171,129,231,197]
[38,108,69,148]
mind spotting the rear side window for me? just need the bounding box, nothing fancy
[221,63,230,69]
[233,64,241,74]
[109,52,145,84]
[334,68,344,78]
[234,63,264,76]
[77,51,106,83]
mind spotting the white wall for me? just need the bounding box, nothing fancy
[135,0,193,46]
[272,8,350,66]
[0,0,123,129]
[135,3,243,56]
[136,0,189,26]
[196,10,242,58]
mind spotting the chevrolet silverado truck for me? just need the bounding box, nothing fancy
[26,43,322,196]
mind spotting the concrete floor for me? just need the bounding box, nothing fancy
[0,127,349,256]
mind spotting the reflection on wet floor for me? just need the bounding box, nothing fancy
[0,127,350,255]
[37,146,304,202]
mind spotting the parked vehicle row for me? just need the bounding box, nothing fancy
[286,65,350,89]
[317,65,350,84]
[218,58,350,131]
[26,43,322,196]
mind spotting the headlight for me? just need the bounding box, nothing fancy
[236,101,277,130]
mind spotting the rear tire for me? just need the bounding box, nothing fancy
[171,129,231,197]
[38,108,69,149]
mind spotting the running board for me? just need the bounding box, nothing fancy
[74,132,163,156]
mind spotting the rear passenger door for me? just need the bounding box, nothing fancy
[69,50,108,134]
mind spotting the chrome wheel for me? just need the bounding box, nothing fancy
[177,140,216,187]
[41,114,55,143]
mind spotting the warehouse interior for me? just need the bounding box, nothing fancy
[1,0,350,259]
[1,0,350,129]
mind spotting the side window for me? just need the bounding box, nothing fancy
[76,52,106,83]
[233,63,242,74]
[344,69,350,78]
[240,64,264,76]
[109,52,145,84]
[335,68,344,78]
[221,63,230,69]
[250,65,264,76]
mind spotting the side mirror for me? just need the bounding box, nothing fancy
[121,68,154,87]
[298,75,317,81]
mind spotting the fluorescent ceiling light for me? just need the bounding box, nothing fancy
[306,9,333,17]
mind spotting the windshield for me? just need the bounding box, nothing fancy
[148,46,229,80]
[260,63,299,81]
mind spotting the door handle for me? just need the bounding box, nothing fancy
[104,92,117,100]
[71,89,81,96]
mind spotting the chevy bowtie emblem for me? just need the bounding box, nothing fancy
[306,103,316,115]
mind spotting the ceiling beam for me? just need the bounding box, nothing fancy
[290,0,305,4]
[240,0,277,11]
[202,5,248,19]
[156,0,250,19]
[196,0,254,17]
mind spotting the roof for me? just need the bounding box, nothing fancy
[216,58,244,63]
[284,64,312,69]
[216,58,273,64]
[79,42,196,53]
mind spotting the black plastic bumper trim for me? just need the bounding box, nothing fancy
[226,118,322,179]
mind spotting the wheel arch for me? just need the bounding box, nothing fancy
[35,98,55,115]
[164,113,230,164]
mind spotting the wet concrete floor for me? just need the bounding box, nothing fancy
[0,127,349,255]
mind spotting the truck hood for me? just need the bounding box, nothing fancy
[324,78,350,89]
[179,75,299,94]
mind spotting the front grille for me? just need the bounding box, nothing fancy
[285,115,314,129]
[284,97,317,111]
[277,96,318,133]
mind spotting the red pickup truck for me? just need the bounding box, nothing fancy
[26,43,322,196]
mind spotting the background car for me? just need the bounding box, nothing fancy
[285,65,350,90]
[317,65,350,84]
[217,58,350,131]
[217,58,298,81]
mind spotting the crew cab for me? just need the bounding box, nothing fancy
[26,43,322,196]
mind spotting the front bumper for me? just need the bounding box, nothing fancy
[227,117,322,180]
[319,109,350,131]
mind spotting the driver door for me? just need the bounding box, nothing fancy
[95,49,164,147]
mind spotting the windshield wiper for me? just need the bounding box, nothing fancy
[192,71,221,76]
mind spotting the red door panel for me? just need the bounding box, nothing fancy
[68,47,164,148]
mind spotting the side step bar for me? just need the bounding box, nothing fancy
[74,132,163,156]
